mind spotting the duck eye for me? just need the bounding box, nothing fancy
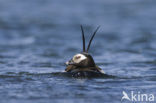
[75,56,81,59]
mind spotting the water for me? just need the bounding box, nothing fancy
[0,0,156,103]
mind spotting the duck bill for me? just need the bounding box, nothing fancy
[65,60,75,65]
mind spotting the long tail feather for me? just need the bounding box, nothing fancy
[80,25,86,52]
[87,26,100,52]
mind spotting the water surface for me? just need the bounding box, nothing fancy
[0,0,156,103]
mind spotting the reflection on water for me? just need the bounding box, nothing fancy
[0,0,156,103]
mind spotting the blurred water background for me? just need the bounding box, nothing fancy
[0,0,156,103]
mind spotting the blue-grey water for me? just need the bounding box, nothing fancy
[0,0,156,103]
